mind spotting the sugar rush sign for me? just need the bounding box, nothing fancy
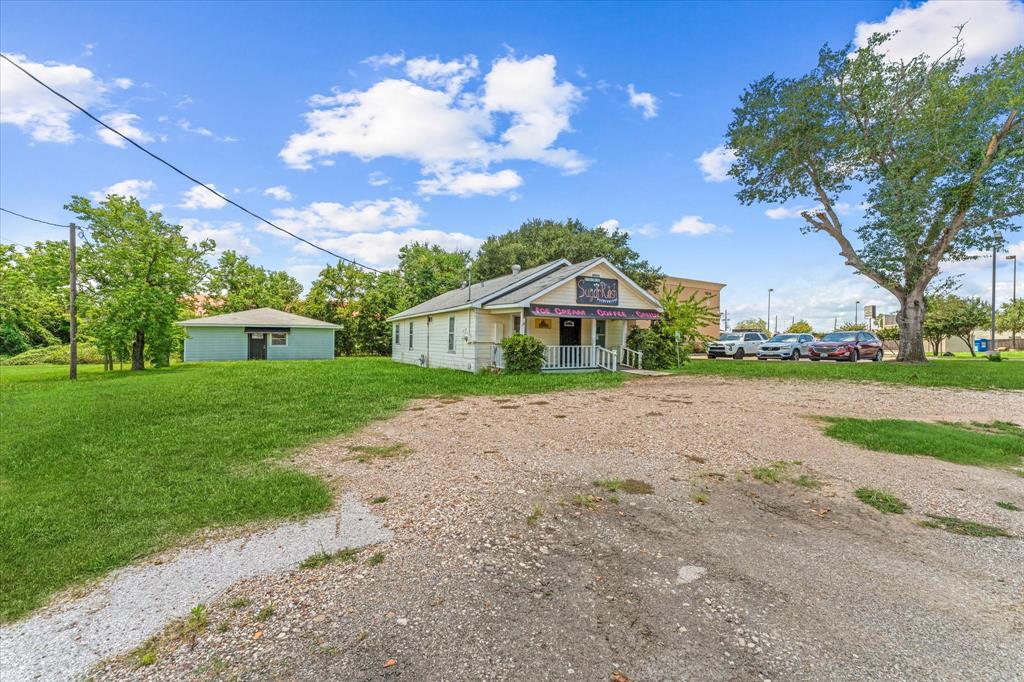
[576,276,619,305]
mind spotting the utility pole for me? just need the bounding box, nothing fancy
[1008,254,1018,350]
[767,288,773,336]
[69,222,78,381]
[990,241,998,355]
[855,300,860,326]
[774,315,778,335]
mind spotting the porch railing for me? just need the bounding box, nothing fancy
[595,345,618,371]
[619,347,643,369]
[492,345,504,369]
[542,344,594,370]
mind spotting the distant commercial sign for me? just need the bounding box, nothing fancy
[863,305,877,318]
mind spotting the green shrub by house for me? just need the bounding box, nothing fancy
[501,334,545,373]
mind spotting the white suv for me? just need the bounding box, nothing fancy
[707,332,768,360]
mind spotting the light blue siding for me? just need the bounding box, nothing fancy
[183,327,335,362]
[267,328,335,360]
[183,327,248,362]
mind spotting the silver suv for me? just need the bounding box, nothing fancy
[707,332,768,360]
[757,333,815,361]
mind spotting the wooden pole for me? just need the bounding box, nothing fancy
[69,222,78,381]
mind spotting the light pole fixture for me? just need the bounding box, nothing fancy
[855,300,860,326]
[767,288,773,335]
[990,239,1000,356]
[1007,254,1017,350]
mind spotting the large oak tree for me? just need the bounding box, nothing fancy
[726,33,1022,361]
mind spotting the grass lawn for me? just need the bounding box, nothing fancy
[0,358,622,623]
[672,358,1024,390]
[822,418,1024,467]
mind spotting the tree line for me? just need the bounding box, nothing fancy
[1,199,664,369]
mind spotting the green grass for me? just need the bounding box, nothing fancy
[792,474,823,489]
[0,358,622,623]
[591,478,654,494]
[298,546,359,569]
[996,501,1022,512]
[822,419,1024,467]
[672,358,1024,390]
[854,487,908,514]
[918,514,1010,537]
[751,461,793,483]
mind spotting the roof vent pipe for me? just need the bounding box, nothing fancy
[512,264,521,275]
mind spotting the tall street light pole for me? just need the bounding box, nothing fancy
[767,288,773,335]
[855,300,860,326]
[1007,254,1017,350]
[990,240,998,355]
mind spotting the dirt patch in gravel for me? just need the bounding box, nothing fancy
[92,376,1024,681]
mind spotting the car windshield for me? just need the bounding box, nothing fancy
[718,334,742,341]
[820,333,858,342]
[770,335,801,343]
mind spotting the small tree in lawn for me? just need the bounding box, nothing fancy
[836,322,867,331]
[68,195,212,370]
[658,286,720,355]
[785,320,813,334]
[726,34,1022,362]
[734,318,768,335]
[996,299,1024,350]
[944,296,990,357]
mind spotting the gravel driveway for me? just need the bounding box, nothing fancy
[90,375,1023,681]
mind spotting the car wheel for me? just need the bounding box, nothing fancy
[873,349,883,362]
[849,349,859,362]
[709,355,716,360]
[790,349,800,361]
[733,348,745,360]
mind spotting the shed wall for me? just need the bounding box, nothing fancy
[183,326,248,362]
[267,328,336,360]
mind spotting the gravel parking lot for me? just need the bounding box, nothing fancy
[90,374,1023,681]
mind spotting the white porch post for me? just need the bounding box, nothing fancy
[621,321,628,348]
[519,309,526,334]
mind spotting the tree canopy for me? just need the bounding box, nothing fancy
[205,250,303,313]
[473,218,663,291]
[727,32,1023,361]
[784,320,813,334]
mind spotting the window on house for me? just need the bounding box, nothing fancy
[596,320,607,348]
[448,316,456,352]
[408,321,414,349]
[512,315,521,335]
[270,332,288,346]
[394,323,400,345]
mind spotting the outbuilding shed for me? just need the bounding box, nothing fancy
[177,308,340,362]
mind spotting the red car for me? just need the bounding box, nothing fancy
[808,331,884,362]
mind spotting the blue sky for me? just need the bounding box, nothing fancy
[2,0,1022,330]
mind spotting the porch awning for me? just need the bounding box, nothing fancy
[527,304,660,320]
[244,326,291,333]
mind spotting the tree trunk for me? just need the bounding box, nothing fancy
[896,293,927,362]
[131,330,146,371]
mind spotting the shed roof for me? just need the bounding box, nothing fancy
[177,308,341,329]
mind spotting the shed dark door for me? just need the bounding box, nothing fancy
[559,318,581,346]
[247,333,267,360]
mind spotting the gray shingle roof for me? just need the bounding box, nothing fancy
[177,308,341,329]
[484,257,605,306]
[387,259,568,320]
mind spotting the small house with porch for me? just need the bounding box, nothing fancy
[387,258,662,372]
[178,308,340,362]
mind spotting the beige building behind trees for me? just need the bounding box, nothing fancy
[658,276,726,341]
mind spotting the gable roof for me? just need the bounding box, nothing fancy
[386,259,569,321]
[487,257,662,309]
[177,307,341,329]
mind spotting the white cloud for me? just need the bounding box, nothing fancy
[178,119,236,142]
[179,184,228,210]
[269,198,423,238]
[113,77,133,89]
[0,53,106,143]
[81,43,96,57]
[96,112,152,147]
[281,53,586,192]
[626,84,658,119]
[417,169,522,197]
[597,219,620,231]
[148,203,165,212]
[670,215,718,236]
[306,228,482,268]
[89,178,155,202]
[696,144,737,182]
[405,55,479,95]
[179,219,260,256]
[854,0,1024,66]
[765,202,852,220]
[368,171,390,186]
[362,52,405,69]
[263,185,293,201]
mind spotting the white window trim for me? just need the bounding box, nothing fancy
[270,332,289,347]
[394,323,400,346]
[448,316,456,353]
[408,321,414,349]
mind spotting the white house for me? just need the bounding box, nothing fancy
[386,257,663,372]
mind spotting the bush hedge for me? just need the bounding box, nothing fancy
[500,334,545,373]
[1,343,104,366]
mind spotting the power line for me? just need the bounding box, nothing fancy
[1,53,382,275]
[0,207,69,229]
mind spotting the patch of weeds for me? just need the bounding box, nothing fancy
[227,597,251,610]
[132,638,158,667]
[607,494,620,504]
[593,478,624,493]
[216,621,230,633]
[345,443,410,464]
[645,411,664,417]
[751,461,790,484]
[735,472,745,482]
[918,514,1010,537]
[854,488,907,514]
[256,605,275,622]
[996,501,1022,512]
[173,603,208,644]
[554,414,567,419]
[691,490,709,505]
[567,493,601,510]
[792,474,823,489]
[526,504,544,526]
[367,551,386,566]
[370,495,388,505]
[299,547,359,570]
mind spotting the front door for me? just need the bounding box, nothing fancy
[559,318,581,346]
[247,333,267,360]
